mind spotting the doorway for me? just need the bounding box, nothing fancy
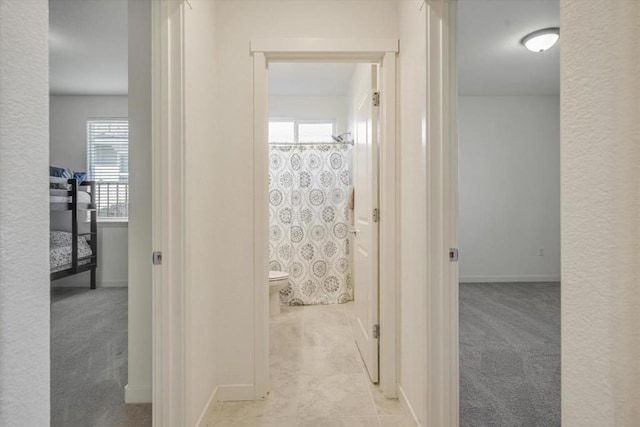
[251,39,399,401]
[48,0,153,425]
[266,61,381,385]
[456,1,561,425]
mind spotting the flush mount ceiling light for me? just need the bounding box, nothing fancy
[521,28,560,53]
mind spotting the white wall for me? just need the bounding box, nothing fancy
[126,0,152,403]
[397,1,428,424]
[458,96,560,282]
[269,95,348,134]
[208,0,398,398]
[561,0,640,425]
[0,0,50,425]
[184,0,219,424]
[49,95,129,287]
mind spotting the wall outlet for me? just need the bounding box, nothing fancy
[538,248,544,256]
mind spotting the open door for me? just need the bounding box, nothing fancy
[352,64,380,383]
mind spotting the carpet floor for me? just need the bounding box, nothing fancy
[51,287,151,427]
[459,282,560,427]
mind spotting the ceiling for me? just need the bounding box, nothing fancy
[458,0,559,96]
[49,0,128,95]
[48,0,557,97]
[269,63,357,96]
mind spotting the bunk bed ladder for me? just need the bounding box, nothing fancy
[90,181,97,289]
[71,178,78,274]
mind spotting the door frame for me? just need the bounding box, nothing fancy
[250,38,399,399]
[152,0,187,425]
[425,0,459,426]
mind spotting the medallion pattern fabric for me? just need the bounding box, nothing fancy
[269,145,353,305]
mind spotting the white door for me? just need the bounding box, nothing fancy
[352,64,380,383]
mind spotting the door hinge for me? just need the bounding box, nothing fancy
[372,92,380,107]
[449,248,459,262]
[373,324,380,339]
[152,251,163,265]
[373,208,379,223]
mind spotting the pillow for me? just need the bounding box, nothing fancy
[50,167,88,189]
[50,166,73,179]
[74,172,87,185]
[50,166,73,189]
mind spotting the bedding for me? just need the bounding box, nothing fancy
[49,168,88,189]
[50,190,92,204]
[50,231,93,272]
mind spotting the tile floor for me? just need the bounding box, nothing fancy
[204,302,415,427]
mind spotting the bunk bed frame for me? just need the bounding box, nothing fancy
[50,179,98,289]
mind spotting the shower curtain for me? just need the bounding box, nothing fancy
[269,144,353,305]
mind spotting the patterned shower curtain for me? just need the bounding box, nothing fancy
[269,144,353,305]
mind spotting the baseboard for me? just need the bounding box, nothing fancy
[124,384,152,403]
[196,386,222,427]
[214,384,255,401]
[398,384,421,427]
[51,280,128,288]
[459,275,560,283]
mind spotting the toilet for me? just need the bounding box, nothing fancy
[268,271,290,315]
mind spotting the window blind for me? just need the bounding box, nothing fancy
[87,119,129,221]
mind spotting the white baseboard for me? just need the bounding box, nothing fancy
[124,384,152,403]
[398,384,420,427]
[196,386,221,427]
[459,275,560,283]
[51,280,128,288]
[214,384,256,401]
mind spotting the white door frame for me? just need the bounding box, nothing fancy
[250,38,400,399]
[425,0,459,426]
[152,0,187,425]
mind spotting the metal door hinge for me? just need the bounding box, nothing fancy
[372,92,380,107]
[449,248,459,262]
[373,324,380,339]
[152,251,163,265]
[373,208,379,223]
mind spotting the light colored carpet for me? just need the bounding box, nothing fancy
[459,282,560,427]
[51,287,151,427]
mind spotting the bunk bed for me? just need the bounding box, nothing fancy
[50,177,98,289]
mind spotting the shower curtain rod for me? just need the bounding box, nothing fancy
[269,141,354,146]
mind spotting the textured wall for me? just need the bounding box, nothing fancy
[0,0,50,425]
[561,0,640,425]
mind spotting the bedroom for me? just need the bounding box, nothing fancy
[48,0,152,425]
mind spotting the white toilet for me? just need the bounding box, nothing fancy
[268,271,290,315]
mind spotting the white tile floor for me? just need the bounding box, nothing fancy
[205,302,415,427]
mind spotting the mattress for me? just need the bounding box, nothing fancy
[50,231,93,272]
[50,190,92,204]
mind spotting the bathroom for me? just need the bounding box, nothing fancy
[263,61,402,421]
[267,62,367,311]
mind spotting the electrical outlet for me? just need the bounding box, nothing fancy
[538,248,544,256]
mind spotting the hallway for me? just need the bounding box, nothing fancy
[204,303,413,426]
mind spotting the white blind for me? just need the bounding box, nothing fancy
[87,119,129,221]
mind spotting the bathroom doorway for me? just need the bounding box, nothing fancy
[266,61,381,382]
[251,39,399,399]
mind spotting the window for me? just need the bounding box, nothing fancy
[298,122,335,143]
[268,121,295,143]
[269,120,335,143]
[87,119,129,221]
